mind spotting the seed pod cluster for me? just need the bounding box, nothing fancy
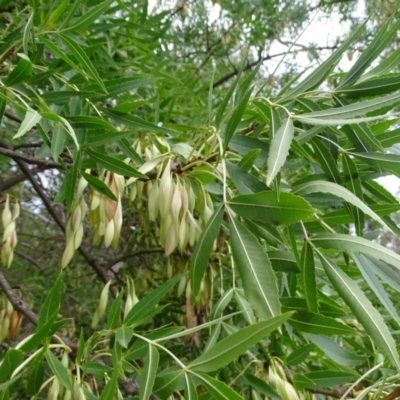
[62,176,88,268]
[0,297,21,342]
[88,171,124,249]
[124,276,139,319]
[1,195,19,268]
[131,158,214,255]
[268,359,300,400]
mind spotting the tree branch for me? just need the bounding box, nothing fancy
[0,147,68,169]
[106,248,164,270]
[382,387,400,400]
[212,46,339,89]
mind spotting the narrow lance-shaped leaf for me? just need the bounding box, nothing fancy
[293,180,394,233]
[228,191,315,225]
[229,217,281,320]
[60,34,107,93]
[266,117,294,186]
[37,273,63,329]
[139,345,159,400]
[4,58,32,86]
[185,373,198,400]
[352,253,400,326]
[190,204,224,296]
[296,90,400,122]
[189,313,292,372]
[13,109,41,139]
[300,241,318,313]
[195,373,244,400]
[63,0,112,32]
[280,21,366,100]
[85,149,147,179]
[309,233,400,272]
[46,350,73,392]
[314,247,400,371]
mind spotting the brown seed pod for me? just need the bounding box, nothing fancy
[8,310,22,341]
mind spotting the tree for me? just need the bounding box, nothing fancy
[1,0,400,399]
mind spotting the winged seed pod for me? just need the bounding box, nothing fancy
[1,196,19,268]
[91,280,111,328]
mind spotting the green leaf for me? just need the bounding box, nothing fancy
[238,148,261,171]
[42,112,79,149]
[59,35,107,93]
[303,370,358,388]
[46,350,73,392]
[41,37,86,77]
[153,370,184,399]
[5,58,32,86]
[0,350,24,383]
[37,273,63,330]
[289,310,355,335]
[306,334,364,367]
[296,90,400,124]
[228,135,268,168]
[196,373,243,400]
[190,204,224,295]
[85,149,147,179]
[286,344,315,366]
[26,351,45,396]
[23,10,34,55]
[293,180,393,232]
[13,109,41,139]
[352,151,400,171]
[185,373,198,400]
[280,21,365,100]
[361,47,400,81]
[81,171,118,201]
[300,241,318,313]
[228,191,315,225]
[338,19,400,88]
[116,138,143,164]
[139,345,159,400]
[51,125,67,161]
[68,115,116,130]
[115,327,134,348]
[99,367,118,400]
[226,161,267,194]
[63,0,112,32]
[266,118,294,186]
[352,253,400,326]
[243,374,281,399]
[338,75,400,98]
[292,374,316,390]
[101,108,176,136]
[124,276,180,327]
[85,130,135,148]
[229,218,281,320]
[224,89,252,148]
[315,248,400,370]
[189,313,292,372]
[309,233,400,272]
[107,290,124,329]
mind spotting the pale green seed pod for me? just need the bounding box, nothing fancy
[177,274,187,297]
[148,181,160,221]
[2,196,12,227]
[112,202,123,250]
[171,180,182,219]
[104,220,115,248]
[12,202,20,220]
[74,224,84,250]
[2,220,15,242]
[159,160,173,218]
[178,216,188,252]
[129,182,137,201]
[61,239,75,268]
[71,204,82,233]
[165,221,178,256]
[90,191,101,211]
[180,184,189,213]
[47,378,60,400]
[91,281,111,328]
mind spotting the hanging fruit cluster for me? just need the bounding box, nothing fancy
[0,297,22,342]
[1,195,19,268]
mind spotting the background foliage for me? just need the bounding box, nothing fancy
[2,0,400,399]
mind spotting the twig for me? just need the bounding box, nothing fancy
[14,250,44,270]
[212,46,339,89]
[381,387,400,400]
[106,248,164,270]
[0,147,68,169]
